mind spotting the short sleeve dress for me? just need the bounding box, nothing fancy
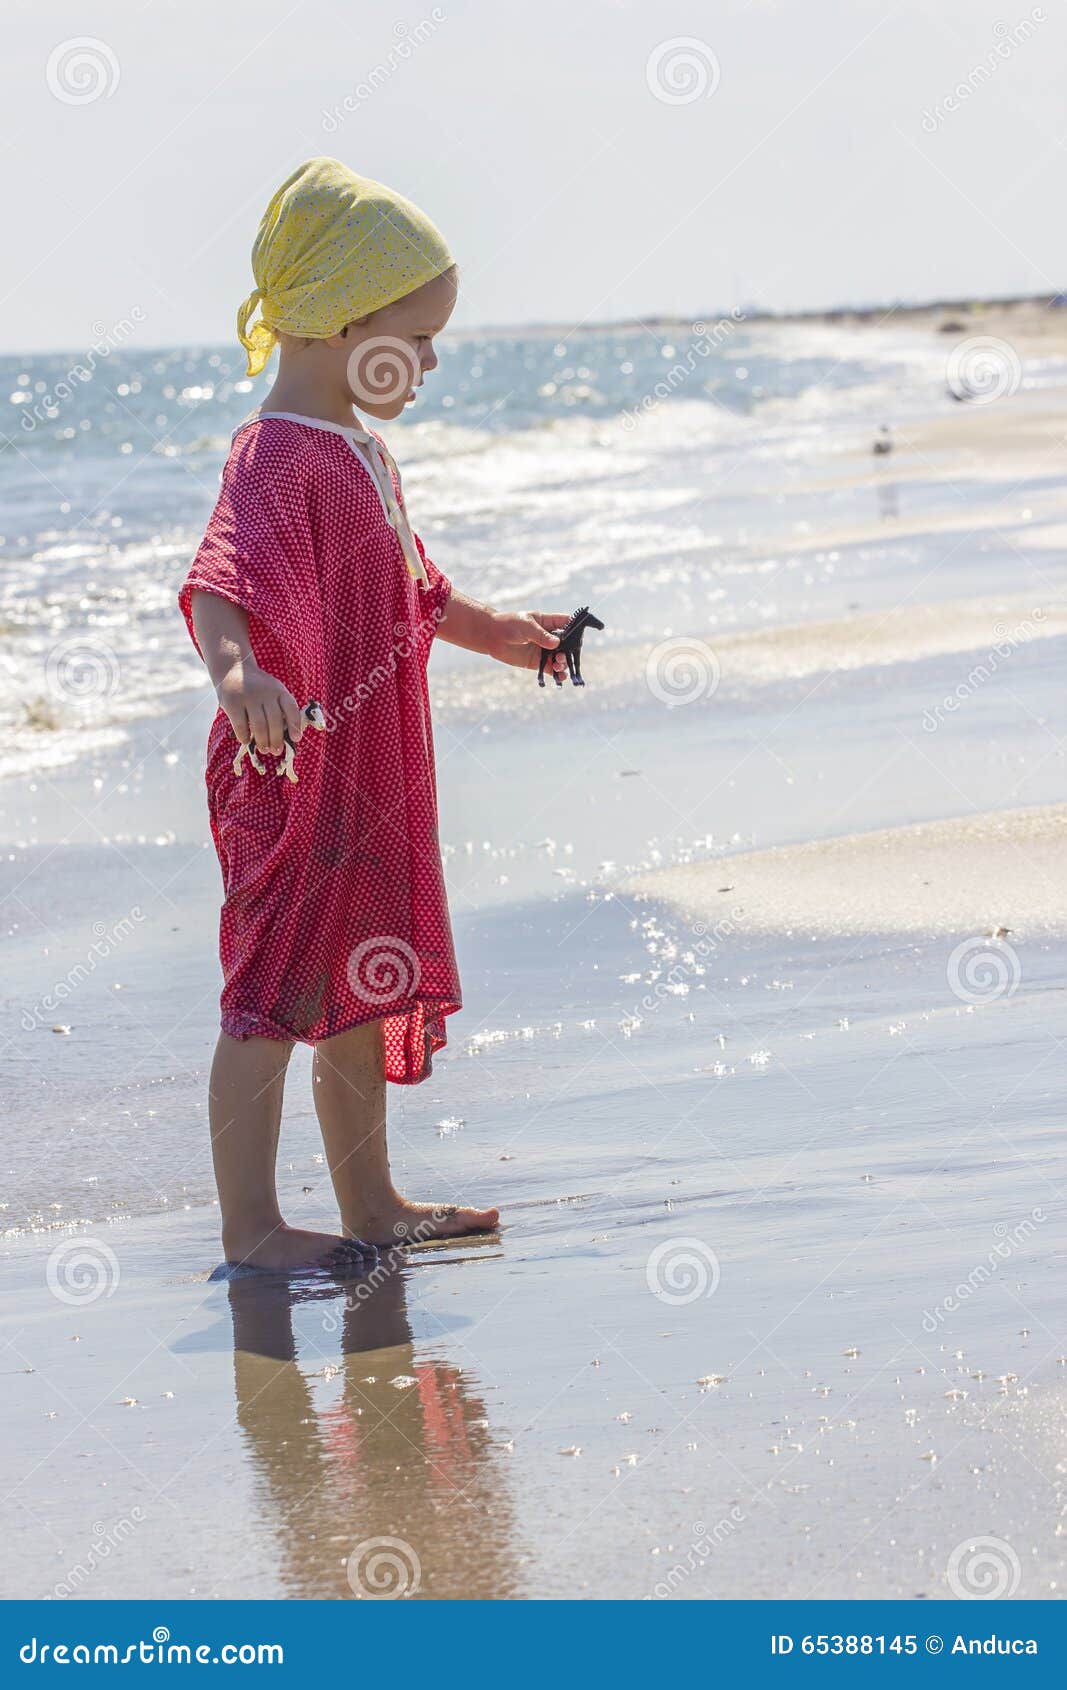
[178,412,460,1084]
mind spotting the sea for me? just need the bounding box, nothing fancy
[1,316,1011,776]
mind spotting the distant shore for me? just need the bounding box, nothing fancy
[456,293,1067,350]
[11,293,1067,363]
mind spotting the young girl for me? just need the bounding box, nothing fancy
[179,157,569,1272]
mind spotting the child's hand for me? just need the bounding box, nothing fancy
[487,611,570,675]
[217,661,304,755]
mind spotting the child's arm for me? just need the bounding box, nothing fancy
[436,589,569,674]
[190,590,304,755]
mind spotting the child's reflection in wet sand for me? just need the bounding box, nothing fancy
[225,1255,518,1599]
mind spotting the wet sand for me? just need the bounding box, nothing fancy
[4,926,1066,1604]
[432,590,1067,720]
[3,316,1067,1600]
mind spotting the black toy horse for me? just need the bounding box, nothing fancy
[538,606,604,688]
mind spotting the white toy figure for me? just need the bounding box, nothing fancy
[233,700,326,784]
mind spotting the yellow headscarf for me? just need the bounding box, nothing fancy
[237,157,454,378]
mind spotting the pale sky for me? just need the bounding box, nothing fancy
[4,0,1066,353]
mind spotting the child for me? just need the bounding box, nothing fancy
[179,158,570,1272]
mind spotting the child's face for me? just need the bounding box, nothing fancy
[339,268,459,422]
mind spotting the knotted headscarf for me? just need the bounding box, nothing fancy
[237,157,454,378]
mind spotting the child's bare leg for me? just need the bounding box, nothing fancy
[210,1031,373,1271]
[312,1019,499,1245]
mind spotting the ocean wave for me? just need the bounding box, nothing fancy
[4,321,1066,780]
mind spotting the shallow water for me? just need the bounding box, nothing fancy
[3,612,1066,1237]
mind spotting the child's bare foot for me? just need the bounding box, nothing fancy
[222,1221,377,1274]
[344,1198,500,1248]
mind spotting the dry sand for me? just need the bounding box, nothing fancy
[630,803,1067,939]
[895,402,1067,468]
[891,297,1067,359]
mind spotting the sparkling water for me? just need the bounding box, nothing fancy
[1,319,958,776]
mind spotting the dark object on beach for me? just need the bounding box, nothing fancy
[233,699,326,782]
[872,425,892,457]
[207,1235,378,1282]
[938,319,968,334]
[539,606,604,688]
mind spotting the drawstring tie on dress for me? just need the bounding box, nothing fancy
[348,425,428,586]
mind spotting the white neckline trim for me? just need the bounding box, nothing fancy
[234,407,371,443]
[234,408,393,523]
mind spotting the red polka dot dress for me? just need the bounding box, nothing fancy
[179,412,460,1084]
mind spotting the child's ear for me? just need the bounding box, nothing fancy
[328,318,369,349]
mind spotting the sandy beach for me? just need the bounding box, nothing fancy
[630,803,1067,937]
[3,310,1067,1601]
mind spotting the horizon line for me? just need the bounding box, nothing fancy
[5,289,1062,363]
